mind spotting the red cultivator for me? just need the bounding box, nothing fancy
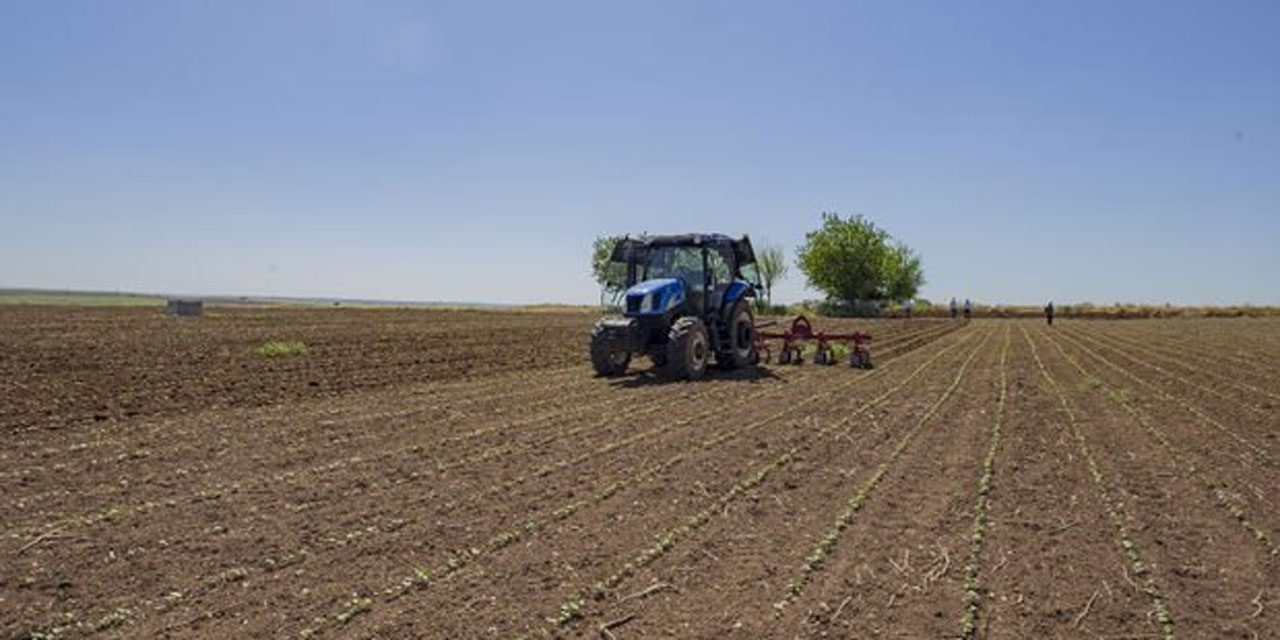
[754,315,873,369]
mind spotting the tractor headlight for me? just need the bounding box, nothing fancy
[641,293,654,312]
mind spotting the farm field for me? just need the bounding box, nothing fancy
[2,308,1278,639]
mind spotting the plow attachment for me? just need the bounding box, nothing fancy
[753,315,873,369]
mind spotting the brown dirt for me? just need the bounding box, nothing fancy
[0,306,591,434]
[2,308,1277,639]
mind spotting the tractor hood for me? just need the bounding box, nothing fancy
[623,278,685,316]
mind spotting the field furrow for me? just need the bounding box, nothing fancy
[1106,326,1280,388]
[1070,323,1279,410]
[6,308,1278,640]
[1024,326,1174,639]
[1041,329,1279,556]
[1056,327,1277,465]
[299,328,985,639]
[4,322,959,537]
[1031,326,1279,639]
[524,328,995,639]
[770,328,994,615]
[11,324,974,638]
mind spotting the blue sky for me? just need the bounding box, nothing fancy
[2,1,1277,305]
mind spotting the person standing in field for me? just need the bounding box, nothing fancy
[904,298,914,319]
[1045,301,1055,325]
[950,297,958,319]
[963,299,972,319]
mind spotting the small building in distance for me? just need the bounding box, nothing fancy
[164,299,203,316]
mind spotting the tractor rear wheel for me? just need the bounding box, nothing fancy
[590,321,631,377]
[663,317,711,380]
[717,299,758,369]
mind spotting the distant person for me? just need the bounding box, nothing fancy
[963,299,972,319]
[1045,301,1055,326]
[904,298,914,319]
[950,297,958,319]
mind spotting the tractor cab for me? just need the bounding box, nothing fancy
[611,234,758,319]
[592,234,761,380]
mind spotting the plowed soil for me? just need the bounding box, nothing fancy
[2,307,1277,639]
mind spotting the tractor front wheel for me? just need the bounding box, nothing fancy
[663,317,711,380]
[590,321,631,377]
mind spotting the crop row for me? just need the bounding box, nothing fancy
[17,336,889,637]
[291,352,947,635]
[0,362,594,509]
[772,327,993,613]
[3,326,585,436]
[24,320,957,545]
[1116,327,1280,386]
[12,323,964,637]
[1,363,600,486]
[21,316,939,534]
[1023,326,1175,639]
[1055,329,1275,467]
[1070,325,1276,412]
[1041,329,1278,556]
[1100,323,1280,376]
[520,328,986,639]
[6,357,769,540]
[479,322,966,500]
[282,324,974,639]
[16,420,714,639]
[5,321,952,505]
[957,325,1012,638]
[2,380,620,522]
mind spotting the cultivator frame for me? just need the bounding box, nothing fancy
[754,315,873,369]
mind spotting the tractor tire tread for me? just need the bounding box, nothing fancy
[590,321,631,377]
[663,316,710,380]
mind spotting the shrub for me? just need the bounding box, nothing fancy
[815,299,883,318]
[256,341,309,357]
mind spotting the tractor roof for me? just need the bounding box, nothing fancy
[626,233,739,247]
[611,233,756,265]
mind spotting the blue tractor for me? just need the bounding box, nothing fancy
[590,233,762,380]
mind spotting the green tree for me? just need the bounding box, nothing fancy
[591,235,627,304]
[755,243,788,306]
[884,243,925,301]
[796,213,924,305]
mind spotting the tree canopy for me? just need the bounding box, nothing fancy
[796,213,924,303]
[591,235,627,299]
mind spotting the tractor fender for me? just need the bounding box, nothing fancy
[721,281,752,312]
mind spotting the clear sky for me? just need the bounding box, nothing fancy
[2,1,1277,305]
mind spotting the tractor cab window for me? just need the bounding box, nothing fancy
[640,246,704,286]
[707,247,733,284]
[740,262,762,288]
